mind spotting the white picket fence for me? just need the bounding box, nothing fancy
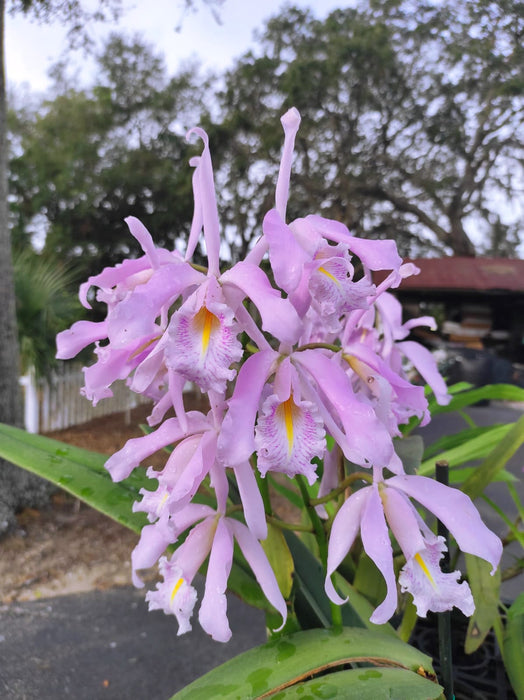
[19,363,151,433]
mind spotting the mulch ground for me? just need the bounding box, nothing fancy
[0,404,158,603]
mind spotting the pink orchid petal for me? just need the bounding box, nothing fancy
[199,519,234,642]
[398,537,474,618]
[275,107,301,219]
[296,350,394,467]
[79,257,150,309]
[263,209,310,293]
[147,391,172,427]
[172,516,216,582]
[131,513,175,587]
[186,128,221,276]
[396,341,450,406]
[146,557,198,635]
[382,486,425,561]
[106,263,203,348]
[166,278,243,393]
[82,345,139,406]
[221,261,302,346]
[233,460,267,540]
[361,484,398,624]
[325,487,370,604]
[228,519,287,630]
[217,349,276,466]
[185,158,204,262]
[388,475,502,573]
[105,413,208,481]
[125,216,160,269]
[304,215,403,271]
[56,320,108,359]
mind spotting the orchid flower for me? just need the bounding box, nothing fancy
[325,472,502,624]
[56,217,203,405]
[146,513,287,642]
[56,105,495,646]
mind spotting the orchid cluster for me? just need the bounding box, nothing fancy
[57,108,502,642]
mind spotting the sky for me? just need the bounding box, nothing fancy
[5,0,352,93]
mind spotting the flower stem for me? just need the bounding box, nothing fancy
[266,515,313,533]
[309,471,373,506]
[295,342,340,353]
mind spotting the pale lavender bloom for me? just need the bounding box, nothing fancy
[218,346,399,478]
[254,358,326,484]
[166,276,243,394]
[325,474,502,624]
[263,210,376,326]
[145,508,287,642]
[342,340,429,432]
[56,216,203,406]
[375,292,450,406]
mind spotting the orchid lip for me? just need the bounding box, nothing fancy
[414,552,437,590]
[171,577,184,602]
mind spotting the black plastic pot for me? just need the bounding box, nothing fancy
[411,611,516,700]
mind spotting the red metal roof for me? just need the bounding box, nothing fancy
[388,257,524,293]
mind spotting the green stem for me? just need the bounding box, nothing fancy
[310,471,373,506]
[190,262,208,273]
[266,515,313,533]
[295,474,343,630]
[295,342,340,353]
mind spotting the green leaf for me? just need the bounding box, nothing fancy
[503,593,524,699]
[261,523,294,598]
[448,467,517,486]
[429,384,524,417]
[269,667,443,699]
[396,596,419,644]
[423,424,502,461]
[0,422,147,532]
[418,424,514,476]
[394,435,424,474]
[283,530,395,635]
[353,552,387,609]
[170,628,441,700]
[464,554,501,654]
[461,415,524,500]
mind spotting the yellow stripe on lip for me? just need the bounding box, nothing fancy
[280,397,295,455]
[414,552,437,589]
[318,265,340,286]
[170,577,184,603]
[194,306,218,356]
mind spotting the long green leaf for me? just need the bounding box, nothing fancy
[0,423,147,532]
[0,423,281,613]
[428,384,524,417]
[503,593,524,699]
[268,667,443,699]
[170,628,440,700]
[423,424,504,461]
[465,554,501,654]
[461,415,524,500]
[0,421,152,492]
[418,424,513,475]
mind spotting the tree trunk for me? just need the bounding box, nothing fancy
[0,0,52,533]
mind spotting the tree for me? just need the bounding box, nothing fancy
[1,1,221,532]
[0,0,123,533]
[9,34,209,277]
[215,2,524,260]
